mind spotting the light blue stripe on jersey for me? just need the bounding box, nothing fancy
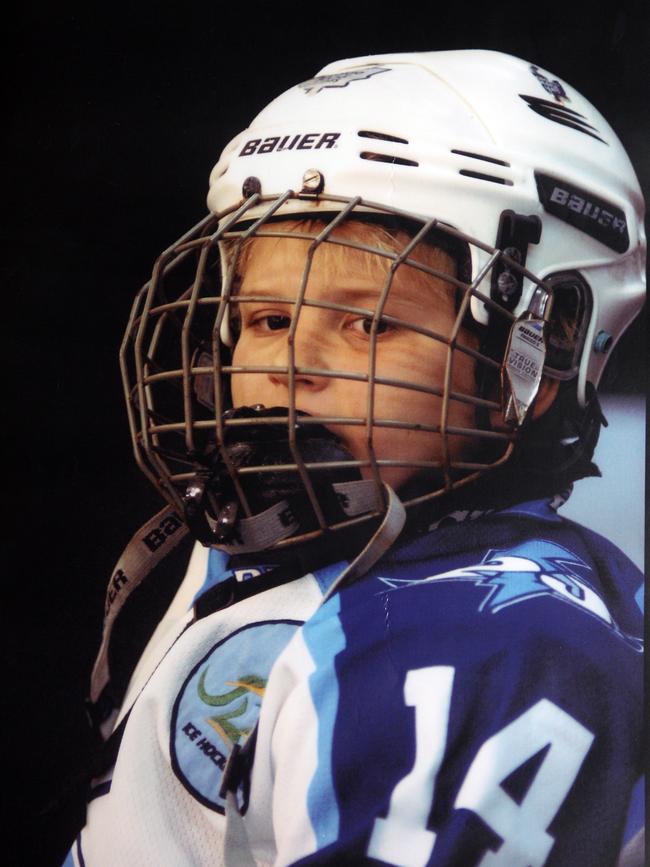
[311,560,347,595]
[634,583,643,612]
[302,592,346,848]
[61,835,84,867]
[622,775,645,843]
[190,547,230,605]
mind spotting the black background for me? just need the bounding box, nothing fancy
[4,3,648,865]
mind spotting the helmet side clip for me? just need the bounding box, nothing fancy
[483,210,547,428]
[491,209,542,309]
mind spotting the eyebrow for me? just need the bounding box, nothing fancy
[236,276,384,295]
[236,269,455,300]
[234,288,457,326]
[234,279,374,306]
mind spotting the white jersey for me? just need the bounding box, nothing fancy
[66,542,333,867]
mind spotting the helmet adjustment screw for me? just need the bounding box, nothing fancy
[503,246,522,263]
[242,176,262,199]
[497,271,519,298]
[496,246,524,301]
[594,330,613,353]
[301,169,325,195]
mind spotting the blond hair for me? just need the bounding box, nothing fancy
[224,217,460,307]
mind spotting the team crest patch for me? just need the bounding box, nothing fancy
[379,540,642,651]
[171,620,301,812]
[299,65,389,95]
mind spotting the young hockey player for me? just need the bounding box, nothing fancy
[67,50,644,866]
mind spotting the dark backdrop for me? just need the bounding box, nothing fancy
[5,3,648,865]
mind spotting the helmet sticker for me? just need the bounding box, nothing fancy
[535,172,629,253]
[518,94,607,144]
[529,65,569,104]
[299,65,390,95]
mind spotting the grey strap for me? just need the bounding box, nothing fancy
[322,484,406,601]
[224,791,258,867]
[213,479,385,555]
[89,505,189,708]
[332,478,385,515]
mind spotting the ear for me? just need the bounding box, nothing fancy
[531,375,560,420]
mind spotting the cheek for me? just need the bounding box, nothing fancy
[230,359,253,405]
[230,371,262,406]
[341,383,441,461]
[230,339,260,403]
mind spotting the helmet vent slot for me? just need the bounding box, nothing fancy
[451,149,510,167]
[459,169,513,186]
[358,130,409,144]
[360,151,419,167]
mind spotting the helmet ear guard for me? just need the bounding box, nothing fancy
[476,205,597,434]
[497,270,603,486]
[542,271,592,380]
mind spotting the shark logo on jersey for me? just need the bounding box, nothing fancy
[379,541,642,650]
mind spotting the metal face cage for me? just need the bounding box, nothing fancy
[120,192,550,551]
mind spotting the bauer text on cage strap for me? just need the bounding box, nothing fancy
[89,505,189,710]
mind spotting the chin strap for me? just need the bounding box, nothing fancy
[187,477,386,554]
[321,483,406,600]
[221,484,406,866]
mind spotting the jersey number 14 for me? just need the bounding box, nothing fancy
[366,667,594,867]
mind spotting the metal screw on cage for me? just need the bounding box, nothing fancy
[242,176,262,198]
[301,169,325,195]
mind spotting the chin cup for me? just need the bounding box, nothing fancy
[182,405,378,552]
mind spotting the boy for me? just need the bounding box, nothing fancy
[69,50,644,866]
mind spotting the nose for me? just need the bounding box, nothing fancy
[268,311,331,393]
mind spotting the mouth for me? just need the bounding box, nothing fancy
[214,405,360,482]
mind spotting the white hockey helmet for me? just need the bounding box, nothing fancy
[122,50,646,552]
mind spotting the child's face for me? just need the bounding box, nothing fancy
[230,230,480,492]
